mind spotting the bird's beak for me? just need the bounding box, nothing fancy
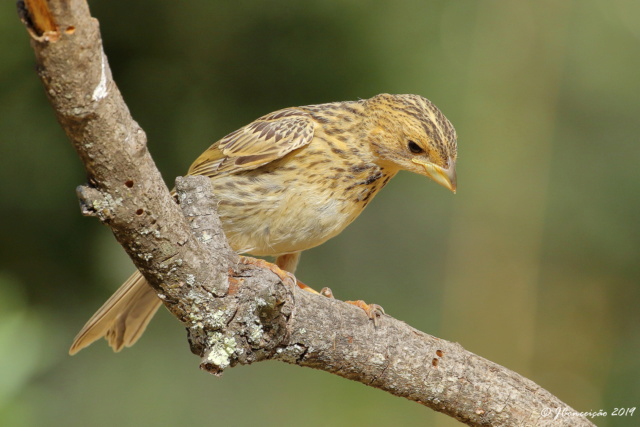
[411,157,457,193]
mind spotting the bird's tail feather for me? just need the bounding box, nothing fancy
[69,271,161,355]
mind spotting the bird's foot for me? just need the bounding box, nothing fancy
[238,257,324,297]
[345,300,385,326]
[296,280,321,294]
[239,257,329,297]
[239,258,384,325]
[239,256,297,288]
[320,287,384,326]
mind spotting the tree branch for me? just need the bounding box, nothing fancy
[19,1,595,425]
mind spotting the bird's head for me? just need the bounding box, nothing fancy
[365,93,458,193]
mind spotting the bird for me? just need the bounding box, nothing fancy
[69,93,458,355]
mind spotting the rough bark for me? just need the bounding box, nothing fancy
[19,0,595,425]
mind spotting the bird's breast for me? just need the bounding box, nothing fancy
[209,138,394,256]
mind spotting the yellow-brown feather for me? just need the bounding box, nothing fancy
[184,94,456,256]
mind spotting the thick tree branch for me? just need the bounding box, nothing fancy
[20,1,595,425]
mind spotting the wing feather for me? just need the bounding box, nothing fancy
[188,108,315,177]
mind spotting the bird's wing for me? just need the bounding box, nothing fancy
[187,108,315,177]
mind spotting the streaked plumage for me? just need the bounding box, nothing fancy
[70,93,458,354]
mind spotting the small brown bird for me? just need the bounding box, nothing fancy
[69,93,457,355]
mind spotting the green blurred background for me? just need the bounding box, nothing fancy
[2,0,639,426]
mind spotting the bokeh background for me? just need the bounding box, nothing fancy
[1,1,639,426]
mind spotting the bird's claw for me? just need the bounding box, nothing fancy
[345,300,385,326]
[319,286,384,326]
[320,287,334,298]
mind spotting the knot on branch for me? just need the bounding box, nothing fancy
[76,184,120,222]
[188,262,294,376]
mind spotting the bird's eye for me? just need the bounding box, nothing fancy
[407,141,424,154]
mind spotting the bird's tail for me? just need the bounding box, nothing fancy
[69,271,162,355]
